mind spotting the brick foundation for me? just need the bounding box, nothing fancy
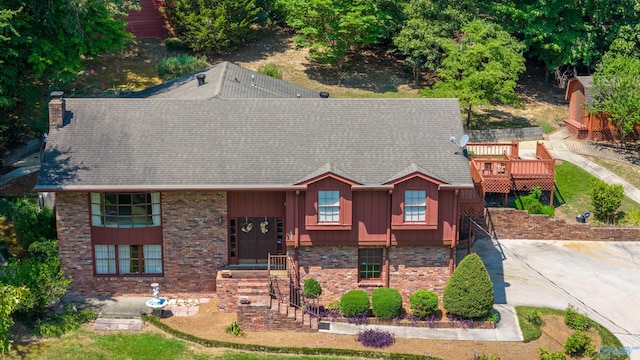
[237,303,316,332]
[486,208,640,241]
[298,245,451,307]
[58,191,228,296]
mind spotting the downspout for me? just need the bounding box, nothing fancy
[386,190,392,287]
[450,189,460,274]
[294,190,300,280]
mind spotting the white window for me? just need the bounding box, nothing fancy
[95,245,116,274]
[91,192,161,228]
[318,190,340,222]
[404,190,426,222]
[94,244,162,275]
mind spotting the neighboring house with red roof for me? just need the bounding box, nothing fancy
[37,62,475,310]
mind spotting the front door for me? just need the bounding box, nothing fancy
[236,217,280,264]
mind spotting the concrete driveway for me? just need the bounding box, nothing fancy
[474,237,640,359]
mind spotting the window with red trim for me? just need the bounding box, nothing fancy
[359,248,382,280]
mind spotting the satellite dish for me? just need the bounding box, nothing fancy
[450,134,470,147]
[459,134,469,147]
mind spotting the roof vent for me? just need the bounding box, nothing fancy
[296,94,301,98]
[196,73,206,86]
[319,91,330,98]
[251,74,257,87]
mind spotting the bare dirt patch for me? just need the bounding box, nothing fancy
[155,298,597,360]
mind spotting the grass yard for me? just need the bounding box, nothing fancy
[554,160,640,222]
[8,303,627,360]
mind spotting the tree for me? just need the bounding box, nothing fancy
[164,0,259,54]
[393,0,475,85]
[0,0,133,154]
[0,285,27,354]
[420,19,525,128]
[588,54,640,142]
[590,180,624,224]
[443,253,494,319]
[1,241,71,321]
[279,0,392,67]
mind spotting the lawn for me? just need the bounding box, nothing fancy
[553,160,640,222]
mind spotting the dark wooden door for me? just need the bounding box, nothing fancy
[237,217,276,263]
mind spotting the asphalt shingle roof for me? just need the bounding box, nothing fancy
[36,98,473,191]
[576,76,593,103]
[132,61,322,100]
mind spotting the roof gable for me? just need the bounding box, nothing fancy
[384,162,447,185]
[132,61,321,100]
[296,163,361,185]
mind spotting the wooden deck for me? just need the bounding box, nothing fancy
[468,142,556,205]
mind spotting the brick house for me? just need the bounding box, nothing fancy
[36,62,474,306]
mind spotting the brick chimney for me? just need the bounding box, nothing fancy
[49,91,65,129]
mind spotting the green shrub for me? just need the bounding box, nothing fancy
[339,290,370,317]
[563,331,594,356]
[371,288,402,320]
[326,299,340,311]
[35,305,97,338]
[443,253,494,318]
[13,205,56,250]
[564,305,591,331]
[528,310,544,326]
[1,241,71,321]
[514,187,554,217]
[224,320,243,336]
[590,180,624,224]
[303,278,322,299]
[538,348,566,360]
[257,63,282,79]
[409,290,439,319]
[157,55,208,81]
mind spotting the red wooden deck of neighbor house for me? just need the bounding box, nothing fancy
[466,141,556,206]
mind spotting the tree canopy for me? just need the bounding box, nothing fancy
[393,0,475,84]
[588,54,640,142]
[0,0,133,153]
[420,19,525,128]
[279,0,395,66]
[164,0,259,54]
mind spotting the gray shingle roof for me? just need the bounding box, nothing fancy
[576,76,593,103]
[131,61,322,100]
[36,98,473,191]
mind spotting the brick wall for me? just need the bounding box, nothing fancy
[487,208,640,241]
[58,191,228,297]
[237,303,315,332]
[388,246,449,303]
[216,276,238,312]
[298,245,450,306]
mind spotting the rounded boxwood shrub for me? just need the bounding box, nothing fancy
[339,290,370,317]
[409,290,439,319]
[303,277,322,299]
[371,288,402,320]
[443,253,494,318]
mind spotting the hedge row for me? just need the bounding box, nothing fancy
[143,315,442,360]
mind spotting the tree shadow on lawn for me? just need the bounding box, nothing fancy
[303,50,416,94]
[216,27,296,65]
[472,109,534,130]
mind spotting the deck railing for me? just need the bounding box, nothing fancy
[467,142,518,158]
[267,254,287,278]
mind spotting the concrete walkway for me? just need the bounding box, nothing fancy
[549,128,640,205]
